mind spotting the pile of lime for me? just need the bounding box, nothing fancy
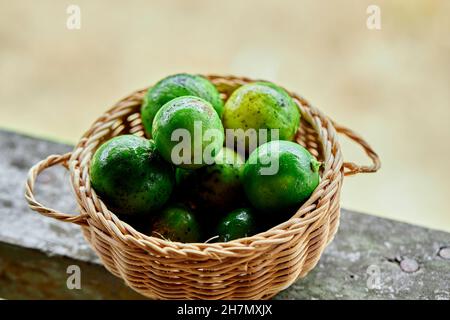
[90,73,320,243]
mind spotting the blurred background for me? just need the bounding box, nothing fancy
[1,0,449,231]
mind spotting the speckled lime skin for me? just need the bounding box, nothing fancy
[242,140,320,215]
[141,73,223,137]
[152,96,224,169]
[222,82,300,150]
[216,208,256,242]
[151,204,201,242]
[180,148,245,211]
[90,135,174,216]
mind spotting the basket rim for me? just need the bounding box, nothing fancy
[67,74,344,258]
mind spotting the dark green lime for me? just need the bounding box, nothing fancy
[190,147,245,211]
[90,135,174,216]
[151,204,201,243]
[216,208,256,242]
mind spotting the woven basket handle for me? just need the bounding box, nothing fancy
[333,122,381,176]
[25,152,88,226]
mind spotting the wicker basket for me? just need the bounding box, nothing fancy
[25,75,380,299]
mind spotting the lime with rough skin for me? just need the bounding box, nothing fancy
[152,96,224,169]
[190,147,245,210]
[222,82,300,154]
[197,147,245,209]
[151,204,201,242]
[141,73,223,137]
[242,140,320,214]
[90,135,174,216]
[216,208,256,242]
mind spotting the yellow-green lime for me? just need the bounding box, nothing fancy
[222,82,300,154]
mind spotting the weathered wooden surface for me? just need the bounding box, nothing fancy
[0,129,449,299]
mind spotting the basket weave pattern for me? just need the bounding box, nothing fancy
[25,75,380,299]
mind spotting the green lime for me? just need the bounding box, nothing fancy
[151,204,201,242]
[189,147,245,211]
[242,140,320,215]
[90,135,174,216]
[222,82,300,154]
[152,96,224,169]
[216,208,256,242]
[141,73,223,136]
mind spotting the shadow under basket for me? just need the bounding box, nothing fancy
[25,75,380,299]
